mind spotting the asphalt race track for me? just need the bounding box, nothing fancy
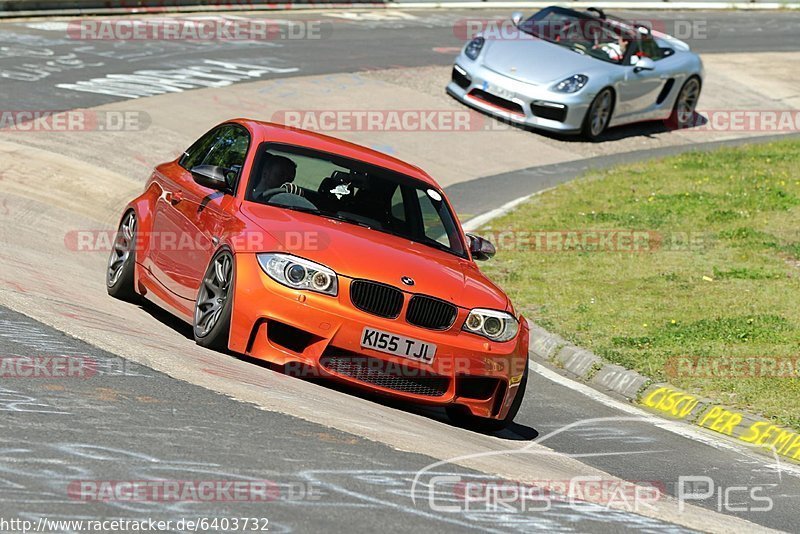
[1,7,800,534]
[2,10,800,109]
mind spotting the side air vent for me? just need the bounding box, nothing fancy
[656,78,675,105]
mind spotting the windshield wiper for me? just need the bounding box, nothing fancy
[418,236,457,255]
[270,203,319,214]
[316,212,375,230]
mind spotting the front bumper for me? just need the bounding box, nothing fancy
[447,56,593,134]
[228,253,529,420]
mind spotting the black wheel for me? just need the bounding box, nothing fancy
[194,250,234,351]
[582,88,614,141]
[106,210,139,301]
[667,76,701,130]
[446,362,529,432]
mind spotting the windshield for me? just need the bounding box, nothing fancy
[245,143,467,258]
[519,7,635,64]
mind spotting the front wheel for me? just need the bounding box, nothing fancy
[106,210,139,302]
[667,76,701,130]
[194,250,235,351]
[446,362,529,432]
[582,88,614,141]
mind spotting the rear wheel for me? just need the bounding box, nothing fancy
[446,362,529,432]
[582,88,614,141]
[106,210,138,301]
[667,76,701,130]
[194,250,235,351]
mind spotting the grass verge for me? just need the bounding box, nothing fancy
[480,139,800,430]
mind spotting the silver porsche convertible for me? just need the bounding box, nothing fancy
[446,6,704,140]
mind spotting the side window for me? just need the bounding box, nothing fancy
[631,37,665,62]
[390,186,406,222]
[180,128,219,171]
[416,189,451,248]
[202,125,249,173]
[181,125,250,189]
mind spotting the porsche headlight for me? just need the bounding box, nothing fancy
[464,37,485,60]
[463,308,519,342]
[257,253,338,296]
[553,74,589,93]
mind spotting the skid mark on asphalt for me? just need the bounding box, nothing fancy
[0,386,70,415]
[55,60,300,99]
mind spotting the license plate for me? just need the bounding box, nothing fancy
[360,327,436,364]
[482,81,515,100]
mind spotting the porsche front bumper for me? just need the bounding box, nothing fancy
[446,56,595,134]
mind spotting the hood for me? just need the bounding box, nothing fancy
[481,37,601,85]
[240,203,510,311]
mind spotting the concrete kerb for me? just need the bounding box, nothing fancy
[526,320,800,465]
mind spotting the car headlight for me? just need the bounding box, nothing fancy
[463,308,519,342]
[553,74,589,93]
[464,37,485,60]
[257,253,338,296]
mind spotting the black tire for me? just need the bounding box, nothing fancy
[193,249,235,351]
[582,88,614,141]
[666,76,701,131]
[106,210,139,302]
[446,361,529,432]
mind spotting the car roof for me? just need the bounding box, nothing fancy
[229,118,438,187]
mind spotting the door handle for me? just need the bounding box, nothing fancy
[168,190,184,205]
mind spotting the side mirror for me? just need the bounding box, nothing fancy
[511,11,524,27]
[190,165,230,191]
[633,57,656,73]
[467,233,496,261]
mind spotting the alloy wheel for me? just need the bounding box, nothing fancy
[590,90,613,137]
[195,252,233,337]
[107,211,136,287]
[676,78,700,128]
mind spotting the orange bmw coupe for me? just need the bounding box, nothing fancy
[107,119,529,430]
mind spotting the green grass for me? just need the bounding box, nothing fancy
[480,140,800,430]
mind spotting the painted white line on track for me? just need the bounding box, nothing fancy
[462,193,534,232]
[530,359,800,478]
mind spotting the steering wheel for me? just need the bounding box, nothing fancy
[257,183,303,202]
[572,43,587,55]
